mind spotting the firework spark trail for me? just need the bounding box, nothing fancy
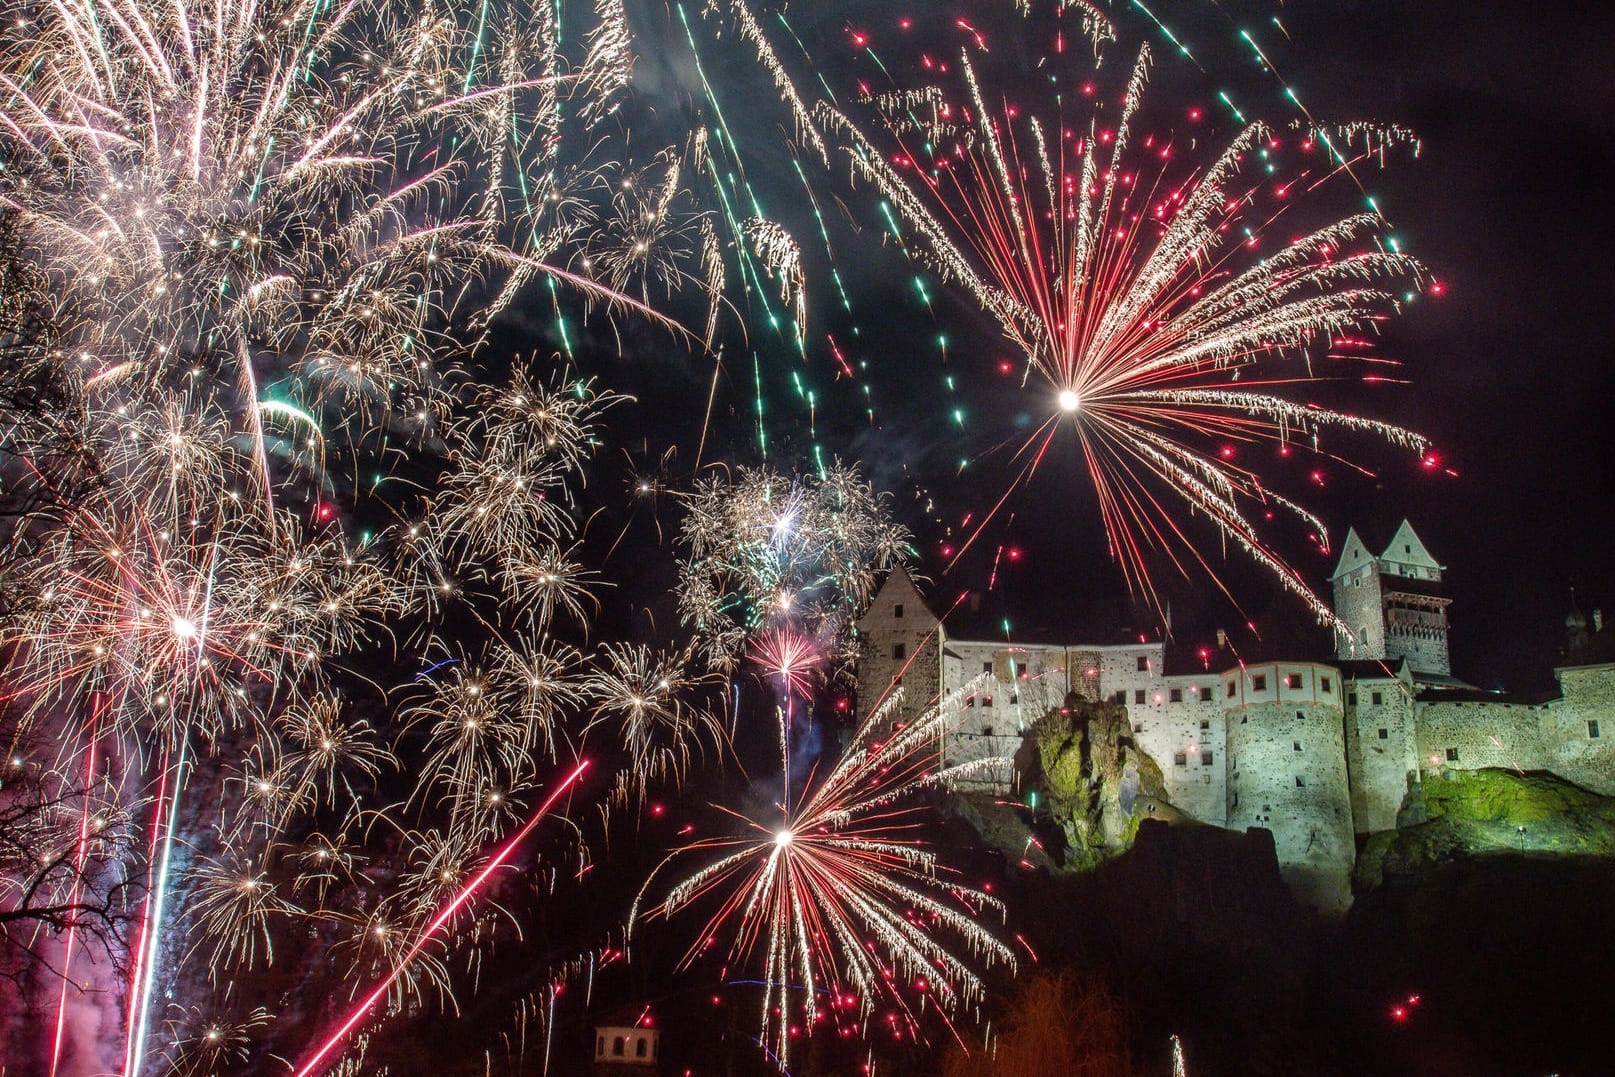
[47,712,100,1077]
[815,14,1432,630]
[634,682,1011,1068]
[292,760,589,1077]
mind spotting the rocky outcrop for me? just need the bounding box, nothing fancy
[1031,693,1185,869]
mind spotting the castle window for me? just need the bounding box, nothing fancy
[1174,752,1188,766]
[1295,776,1306,788]
[1200,719,1210,731]
[1200,686,1214,701]
[1170,688,1183,703]
[981,726,995,737]
[1445,747,1459,762]
[1202,751,1214,766]
[1296,710,1305,721]
[613,1037,626,1057]
[1009,693,1019,705]
[1114,691,1126,705]
[1590,720,1602,739]
[982,695,993,707]
[597,1037,605,1058]
[637,1039,649,1059]
[1252,675,1267,691]
[1294,741,1302,752]
[1348,692,1358,705]
[984,661,994,674]
[1378,728,1389,740]
[1286,673,1302,689]
[1227,680,1237,699]
[964,695,975,708]
[1321,676,1332,693]
[1137,656,1149,672]
[1134,723,1144,733]
[1134,689,1146,705]
[1371,691,1384,706]
[894,603,904,619]
[893,642,906,660]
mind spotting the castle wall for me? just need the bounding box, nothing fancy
[1223,663,1355,914]
[853,570,939,735]
[1333,564,1386,662]
[1342,674,1420,833]
[1414,700,1549,775]
[1538,665,1615,795]
[938,641,1069,790]
[1136,677,1225,825]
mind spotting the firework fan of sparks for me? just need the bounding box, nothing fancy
[676,463,911,676]
[633,679,1014,1068]
[815,6,1435,629]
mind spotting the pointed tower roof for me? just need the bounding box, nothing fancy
[858,564,938,625]
[1379,520,1443,571]
[1329,526,1377,581]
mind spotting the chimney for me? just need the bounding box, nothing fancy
[1596,609,1605,633]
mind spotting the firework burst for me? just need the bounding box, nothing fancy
[817,9,1433,627]
[634,681,1013,1068]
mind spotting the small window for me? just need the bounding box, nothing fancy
[1174,752,1188,766]
[892,642,906,661]
[964,695,975,708]
[1200,686,1213,702]
[981,695,993,708]
[1348,692,1358,706]
[1321,676,1332,693]
[1227,680,1237,699]
[1113,691,1127,705]
[1378,728,1389,740]
[1295,776,1306,788]
[894,603,904,619]
[1201,751,1214,766]
[1200,719,1210,731]
[1445,747,1459,762]
[1252,675,1267,691]
[613,1037,626,1057]
[1009,693,1019,705]
[1170,688,1183,703]
[636,1039,649,1059]
[1134,689,1146,705]
[983,661,994,674]
[1133,723,1144,733]
[597,1037,605,1058]
[1286,673,1302,689]
[1137,656,1149,671]
[1590,720,1602,739]
[1296,710,1305,721]
[1371,691,1384,706]
[981,725,995,737]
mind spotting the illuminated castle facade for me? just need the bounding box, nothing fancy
[854,522,1615,914]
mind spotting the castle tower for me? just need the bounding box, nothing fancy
[1222,662,1356,914]
[854,566,942,731]
[1330,520,1452,677]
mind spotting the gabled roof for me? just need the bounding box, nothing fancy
[1329,526,1377,581]
[1380,520,1443,571]
[859,564,939,626]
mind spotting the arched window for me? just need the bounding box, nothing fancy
[636,1038,649,1058]
[613,1036,625,1056]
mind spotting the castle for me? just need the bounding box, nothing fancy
[854,521,1615,913]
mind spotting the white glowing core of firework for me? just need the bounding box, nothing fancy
[1058,389,1081,413]
[774,829,794,848]
[172,616,198,640]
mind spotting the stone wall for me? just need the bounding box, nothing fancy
[853,569,940,734]
[1343,673,1420,833]
[1223,663,1356,914]
[1539,664,1615,795]
[1135,676,1225,826]
[1415,700,1549,776]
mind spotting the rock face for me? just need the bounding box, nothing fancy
[1356,767,1615,890]
[1032,693,1182,868]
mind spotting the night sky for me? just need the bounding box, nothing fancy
[602,0,1614,695]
